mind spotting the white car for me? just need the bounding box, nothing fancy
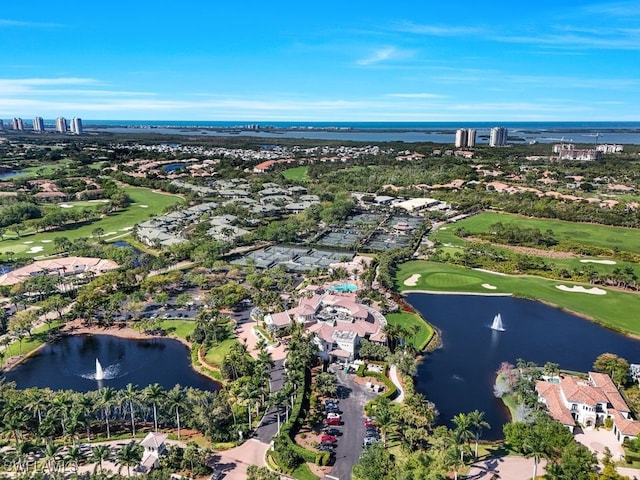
[326,412,341,420]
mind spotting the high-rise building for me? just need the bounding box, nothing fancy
[71,117,83,135]
[55,117,68,133]
[455,129,467,148]
[12,118,24,131]
[0,119,4,130]
[455,128,476,148]
[33,117,45,132]
[490,127,508,147]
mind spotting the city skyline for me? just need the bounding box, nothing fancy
[1,1,640,121]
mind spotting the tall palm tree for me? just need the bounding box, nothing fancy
[523,433,547,480]
[98,387,116,439]
[467,410,490,458]
[76,393,96,441]
[91,445,111,474]
[451,413,474,462]
[166,385,187,439]
[144,383,165,432]
[116,442,142,477]
[122,383,139,436]
[25,388,49,432]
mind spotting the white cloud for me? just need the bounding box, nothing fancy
[0,19,63,28]
[355,47,412,66]
[394,22,485,36]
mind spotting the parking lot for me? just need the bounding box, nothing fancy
[324,367,378,479]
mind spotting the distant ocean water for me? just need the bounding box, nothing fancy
[81,120,640,144]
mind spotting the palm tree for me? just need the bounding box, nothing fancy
[144,383,165,432]
[166,385,187,439]
[77,393,96,441]
[116,442,142,477]
[467,410,490,458]
[43,441,62,474]
[25,388,49,432]
[374,398,396,447]
[66,445,84,474]
[98,387,116,439]
[91,445,111,474]
[122,383,139,436]
[523,433,547,480]
[452,413,474,461]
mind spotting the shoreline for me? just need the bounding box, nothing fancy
[3,320,223,385]
[403,289,513,297]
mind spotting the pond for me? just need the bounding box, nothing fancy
[406,294,640,439]
[3,334,218,393]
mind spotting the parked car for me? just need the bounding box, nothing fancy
[323,427,341,436]
[365,427,379,436]
[324,417,341,426]
[320,440,336,447]
[363,436,379,447]
[321,434,337,444]
[325,404,341,413]
[326,412,341,420]
[364,417,376,427]
[318,445,335,453]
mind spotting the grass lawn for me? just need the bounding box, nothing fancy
[396,260,640,336]
[0,186,183,258]
[282,166,309,182]
[445,211,640,254]
[291,463,319,480]
[12,159,74,179]
[204,338,237,367]
[3,321,63,360]
[159,320,195,340]
[385,312,433,351]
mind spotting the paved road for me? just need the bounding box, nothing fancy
[328,368,377,480]
[255,358,286,443]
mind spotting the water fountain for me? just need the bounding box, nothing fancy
[491,313,505,331]
[95,358,105,381]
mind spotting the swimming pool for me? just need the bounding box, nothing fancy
[327,283,357,292]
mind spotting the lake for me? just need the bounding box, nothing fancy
[3,334,218,392]
[407,294,640,439]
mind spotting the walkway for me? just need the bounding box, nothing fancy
[210,439,269,480]
[388,365,405,403]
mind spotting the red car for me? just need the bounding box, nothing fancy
[324,417,341,426]
[364,417,376,427]
[321,434,337,444]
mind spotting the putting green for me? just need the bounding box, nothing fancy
[423,272,480,288]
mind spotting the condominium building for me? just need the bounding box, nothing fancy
[490,127,508,147]
[12,117,24,131]
[55,117,68,133]
[33,117,45,132]
[70,117,83,135]
[0,119,4,130]
[455,128,476,148]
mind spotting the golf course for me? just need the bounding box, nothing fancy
[0,186,183,258]
[396,260,640,337]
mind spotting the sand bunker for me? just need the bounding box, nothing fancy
[482,283,497,290]
[121,226,134,231]
[103,231,118,236]
[139,204,149,208]
[556,285,607,295]
[404,274,421,286]
[41,239,52,243]
[59,203,73,208]
[440,227,448,230]
[580,259,616,265]
[89,199,110,203]
[27,246,44,254]
[23,241,33,244]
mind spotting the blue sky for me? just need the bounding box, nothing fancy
[1,0,639,121]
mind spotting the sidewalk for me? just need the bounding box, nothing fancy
[388,365,405,403]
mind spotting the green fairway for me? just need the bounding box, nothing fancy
[396,260,640,336]
[0,186,183,258]
[282,166,309,182]
[385,312,434,350]
[444,212,640,254]
[204,338,237,367]
[159,320,196,340]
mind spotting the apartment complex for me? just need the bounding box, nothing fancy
[56,117,68,133]
[489,126,508,147]
[71,117,83,135]
[455,128,476,148]
[12,118,24,131]
[33,117,45,132]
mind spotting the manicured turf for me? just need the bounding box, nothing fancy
[159,320,196,340]
[396,260,640,336]
[0,187,183,258]
[444,211,640,254]
[282,166,309,182]
[385,312,434,350]
[204,338,237,367]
